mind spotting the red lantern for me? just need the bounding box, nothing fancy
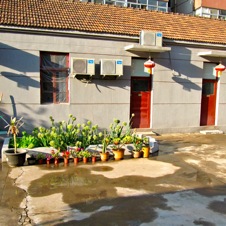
[215,63,226,77]
[144,59,155,74]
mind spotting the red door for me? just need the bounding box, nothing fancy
[200,79,218,126]
[130,77,151,128]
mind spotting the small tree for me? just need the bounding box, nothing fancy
[5,117,24,153]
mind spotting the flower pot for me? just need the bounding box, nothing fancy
[38,159,44,164]
[83,157,88,163]
[92,156,96,163]
[54,158,59,165]
[74,157,79,164]
[27,157,36,165]
[112,148,125,160]
[142,146,150,158]
[133,151,141,158]
[4,148,27,167]
[100,152,109,161]
[46,159,51,165]
[64,158,69,165]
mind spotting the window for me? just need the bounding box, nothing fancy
[219,10,226,20]
[202,82,214,96]
[196,7,226,19]
[132,79,149,92]
[85,0,168,11]
[40,52,69,104]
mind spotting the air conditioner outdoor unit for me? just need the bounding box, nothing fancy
[140,30,163,47]
[71,58,95,76]
[100,59,123,76]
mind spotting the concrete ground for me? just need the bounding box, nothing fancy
[0,133,226,226]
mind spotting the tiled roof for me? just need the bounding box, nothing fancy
[1,0,226,45]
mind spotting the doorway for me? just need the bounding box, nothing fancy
[130,77,152,128]
[200,78,218,126]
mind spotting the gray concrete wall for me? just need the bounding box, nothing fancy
[152,46,203,130]
[1,31,226,133]
[0,32,131,131]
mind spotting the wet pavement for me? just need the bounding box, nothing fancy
[0,133,226,226]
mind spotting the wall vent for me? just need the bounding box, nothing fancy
[100,59,123,76]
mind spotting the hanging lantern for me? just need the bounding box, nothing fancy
[215,63,226,77]
[144,59,155,74]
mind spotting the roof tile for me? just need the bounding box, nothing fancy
[1,0,226,44]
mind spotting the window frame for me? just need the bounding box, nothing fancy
[40,52,69,104]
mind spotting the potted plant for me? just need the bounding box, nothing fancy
[142,136,150,158]
[109,118,133,160]
[80,150,92,163]
[111,138,125,160]
[132,135,143,158]
[27,154,36,165]
[36,152,46,164]
[62,150,70,165]
[91,152,98,163]
[51,149,60,165]
[99,131,110,161]
[46,154,52,165]
[70,148,80,164]
[4,117,27,167]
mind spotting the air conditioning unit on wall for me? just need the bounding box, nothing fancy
[140,30,163,47]
[100,59,123,76]
[71,58,95,76]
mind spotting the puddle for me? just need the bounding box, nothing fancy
[91,166,113,172]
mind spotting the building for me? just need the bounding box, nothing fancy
[171,0,226,19]
[1,0,226,134]
[81,0,169,12]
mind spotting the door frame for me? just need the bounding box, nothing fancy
[200,78,218,126]
[130,76,152,128]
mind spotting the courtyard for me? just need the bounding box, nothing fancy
[0,133,226,225]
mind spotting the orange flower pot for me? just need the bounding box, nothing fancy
[100,152,109,161]
[83,157,88,164]
[74,157,79,164]
[54,158,59,165]
[64,158,69,165]
[112,148,125,160]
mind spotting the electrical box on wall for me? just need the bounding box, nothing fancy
[100,59,123,76]
[140,30,163,47]
[71,58,95,77]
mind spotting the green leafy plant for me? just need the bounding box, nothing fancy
[143,136,150,147]
[108,116,134,150]
[132,135,143,152]
[100,130,110,153]
[36,153,46,160]
[80,150,92,158]
[70,150,80,158]
[76,121,102,149]
[51,149,60,159]
[122,135,133,144]
[16,131,39,149]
